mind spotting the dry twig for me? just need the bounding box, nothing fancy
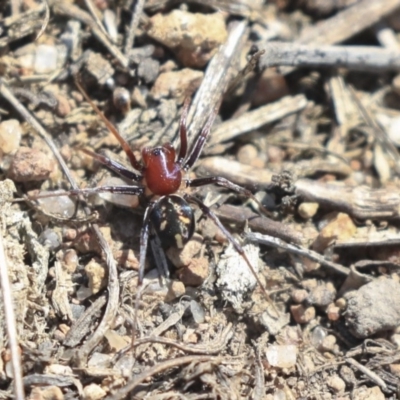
[34,0,50,41]
[52,2,129,68]
[186,20,247,143]
[258,43,400,73]
[295,178,400,220]
[83,0,110,40]
[0,213,24,399]
[298,0,400,45]
[246,232,349,276]
[133,323,233,355]
[104,355,220,400]
[208,94,307,146]
[124,0,146,55]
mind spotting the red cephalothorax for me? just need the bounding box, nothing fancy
[141,143,182,195]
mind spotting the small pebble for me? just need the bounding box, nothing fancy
[34,44,62,74]
[291,289,308,304]
[82,383,107,400]
[326,375,346,394]
[85,259,107,295]
[266,344,297,369]
[190,300,205,324]
[344,278,400,338]
[388,117,400,147]
[312,212,356,252]
[39,229,61,250]
[339,365,356,387]
[237,144,259,166]
[29,386,64,400]
[34,191,77,219]
[63,249,79,273]
[105,330,130,352]
[307,281,336,307]
[393,73,400,97]
[84,51,114,85]
[63,228,77,241]
[290,304,315,324]
[165,280,185,302]
[310,325,327,349]
[320,334,336,352]
[167,233,203,268]
[55,94,71,117]
[266,145,285,164]
[298,202,319,219]
[147,10,227,67]
[326,304,341,321]
[178,257,209,286]
[389,363,400,377]
[0,119,22,161]
[114,249,139,270]
[8,147,54,182]
[88,352,112,368]
[53,330,66,342]
[335,297,347,310]
[137,58,160,84]
[151,68,203,103]
[301,279,318,291]
[16,43,67,74]
[352,386,384,400]
[390,333,400,347]
[45,364,73,375]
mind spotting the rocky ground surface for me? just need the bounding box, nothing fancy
[2,0,400,399]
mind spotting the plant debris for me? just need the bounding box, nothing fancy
[2,0,400,399]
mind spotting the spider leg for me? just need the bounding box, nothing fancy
[186,176,275,218]
[183,108,217,171]
[176,98,190,165]
[184,193,275,306]
[150,233,170,281]
[138,203,154,284]
[75,78,143,172]
[132,204,154,340]
[81,148,142,181]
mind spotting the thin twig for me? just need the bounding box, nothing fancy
[186,20,247,143]
[133,323,233,354]
[75,224,119,366]
[0,229,25,399]
[35,0,50,41]
[245,231,349,276]
[298,0,400,45]
[348,85,400,176]
[124,0,146,55]
[52,2,129,68]
[104,355,220,400]
[295,178,400,220]
[10,0,21,15]
[208,94,307,146]
[258,43,400,73]
[215,204,303,245]
[84,0,110,40]
[346,357,388,391]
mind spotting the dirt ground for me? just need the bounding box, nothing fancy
[2,0,400,399]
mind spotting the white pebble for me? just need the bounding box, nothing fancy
[266,344,297,369]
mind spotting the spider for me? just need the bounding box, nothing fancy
[37,82,274,305]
